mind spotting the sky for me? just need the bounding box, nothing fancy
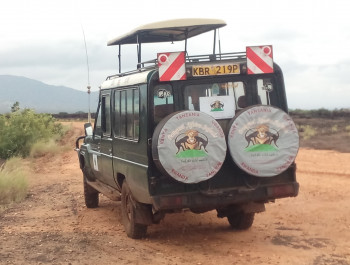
[0,0,349,110]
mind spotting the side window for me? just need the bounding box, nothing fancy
[120,90,126,137]
[134,89,140,139]
[257,78,273,105]
[153,84,174,123]
[94,100,102,137]
[101,95,111,136]
[126,90,133,138]
[113,88,140,141]
[114,91,121,137]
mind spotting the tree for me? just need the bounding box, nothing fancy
[0,109,63,159]
[11,101,20,113]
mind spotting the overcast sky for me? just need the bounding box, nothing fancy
[1,0,349,110]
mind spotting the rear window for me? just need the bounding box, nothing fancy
[184,82,245,119]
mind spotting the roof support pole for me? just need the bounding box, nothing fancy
[213,29,217,55]
[137,34,141,69]
[118,44,121,73]
[185,38,187,54]
[218,29,222,60]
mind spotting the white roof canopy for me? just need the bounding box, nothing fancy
[107,18,226,46]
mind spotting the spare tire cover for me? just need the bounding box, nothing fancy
[152,111,226,184]
[227,105,299,177]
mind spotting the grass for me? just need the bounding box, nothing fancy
[30,139,62,158]
[0,122,74,212]
[29,123,72,158]
[293,116,350,152]
[0,157,28,206]
[298,125,317,140]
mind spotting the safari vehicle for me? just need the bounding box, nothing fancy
[76,19,299,239]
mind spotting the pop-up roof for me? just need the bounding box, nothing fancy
[107,18,227,46]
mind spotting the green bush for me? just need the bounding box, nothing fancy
[299,125,316,140]
[0,157,28,205]
[0,109,63,159]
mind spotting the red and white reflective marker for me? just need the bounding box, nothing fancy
[246,45,274,74]
[157,51,187,82]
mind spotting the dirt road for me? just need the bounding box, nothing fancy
[0,122,349,265]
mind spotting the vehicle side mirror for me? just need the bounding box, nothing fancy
[84,123,93,136]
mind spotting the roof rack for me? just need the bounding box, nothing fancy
[106,51,247,80]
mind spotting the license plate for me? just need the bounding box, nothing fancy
[192,64,240,76]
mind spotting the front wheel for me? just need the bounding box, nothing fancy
[227,212,255,230]
[121,181,148,239]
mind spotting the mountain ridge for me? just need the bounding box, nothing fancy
[0,75,99,113]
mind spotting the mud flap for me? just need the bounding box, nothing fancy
[132,198,154,225]
[241,202,265,213]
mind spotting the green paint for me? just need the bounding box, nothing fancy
[245,144,278,152]
[176,149,208,158]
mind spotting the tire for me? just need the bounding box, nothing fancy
[152,110,226,184]
[227,105,299,177]
[121,181,148,239]
[227,212,255,230]
[83,175,99,208]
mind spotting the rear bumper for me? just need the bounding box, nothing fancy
[151,182,299,211]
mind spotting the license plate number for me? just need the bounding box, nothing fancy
[192,64,240,76]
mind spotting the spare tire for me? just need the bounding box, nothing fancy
[152,111,226,184]
[227,105,299,177]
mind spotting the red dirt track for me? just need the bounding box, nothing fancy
[0,122,349,265]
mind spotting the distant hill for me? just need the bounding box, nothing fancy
[0,75,99,114]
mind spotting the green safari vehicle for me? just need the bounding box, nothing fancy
[76,19,300,238]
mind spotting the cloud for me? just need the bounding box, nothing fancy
[284,60,350,109]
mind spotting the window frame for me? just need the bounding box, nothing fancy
[113,87,140,142]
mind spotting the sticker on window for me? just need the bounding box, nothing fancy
[157,89,172,98]
[199,96,235,119]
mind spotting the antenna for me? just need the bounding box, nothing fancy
[81,24,91,123]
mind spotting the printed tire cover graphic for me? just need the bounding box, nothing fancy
[227,105,299,177]
[152,111,226,183]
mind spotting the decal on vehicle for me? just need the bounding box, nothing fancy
[199,96,235,119]
[210,100,224,112]
[152,111,226,183]
[174,129,208,158]
[227,105,299,177]
[93,154,99,171]
[246,45,274,74]
[158,51,187,82]
[157,89,172,99]
[244,124,279,151]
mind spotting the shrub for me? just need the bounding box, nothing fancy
[0,109,63,159]
[300,125,316,140]
[29,139,61,158]
[0,157,28,205]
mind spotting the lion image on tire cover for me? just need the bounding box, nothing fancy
[245,124,279,148]
[175,129,209,154]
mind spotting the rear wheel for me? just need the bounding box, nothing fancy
[227,212,255,230]
[121,181,148,239]
[83,175,99,208]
